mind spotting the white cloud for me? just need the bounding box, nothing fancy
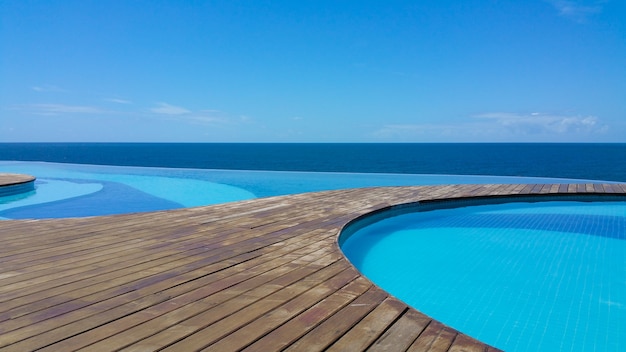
[12,103,104,116]
[372,112,608,142]
[546,0,604,23]
[181,115,226,124]
[9,98,243,125]
[105,98,132,104]
[373,123,463,138]
[475,112,606,135]
[150,102,191,115]
[150,106,234,125]
[31,85,66,93]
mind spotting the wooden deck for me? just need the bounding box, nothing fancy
[0,174,35,198]
[1,183,624,351]
[0,174,35,187]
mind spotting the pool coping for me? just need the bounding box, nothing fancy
[338,191,626,246]
[0,173,36,197]
[0,183,624,351]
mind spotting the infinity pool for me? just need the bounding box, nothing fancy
[3,161,625,350]
[340,199,626,351]
[0,161,600,219]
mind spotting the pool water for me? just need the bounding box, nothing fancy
[0,161,601,219]
[340,200,626,352]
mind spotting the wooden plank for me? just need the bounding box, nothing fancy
[158,269,365,352]
[449,333,500,352]
[279,284,387,351]
[0,173,34,186]
[10,246,343,351]
[198,270,380,352]
[0,226,330,338]
[368,309,431,351]
[530,184,544,193]
[117,254,346,352]
[548,184,561,193]
[240,277,374,352]
[326,298,407,351]
[518,184,535,194]
[407,320,457,352]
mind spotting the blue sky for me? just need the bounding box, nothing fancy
[1,0,624,142]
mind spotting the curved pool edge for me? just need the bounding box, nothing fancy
[0,173,36,197]
[1,183,625,351]
[338,190,626,246]
[334,184,626,351]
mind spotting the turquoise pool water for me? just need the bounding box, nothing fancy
[340,200,626,351]
[0,161,602,219]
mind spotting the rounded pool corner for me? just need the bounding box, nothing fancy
[0,173,36,198]
[339,193,626,248]
[338,193,626,351]
[338,201,420,248]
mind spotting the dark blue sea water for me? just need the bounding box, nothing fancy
[1,143,625,182]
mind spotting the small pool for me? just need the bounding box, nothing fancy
[340,198,626,351]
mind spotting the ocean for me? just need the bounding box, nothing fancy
[1,143,625,182]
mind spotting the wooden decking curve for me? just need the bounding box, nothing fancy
[0,174,36,198]
[1,183,625,351]
[0,174,35,187]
